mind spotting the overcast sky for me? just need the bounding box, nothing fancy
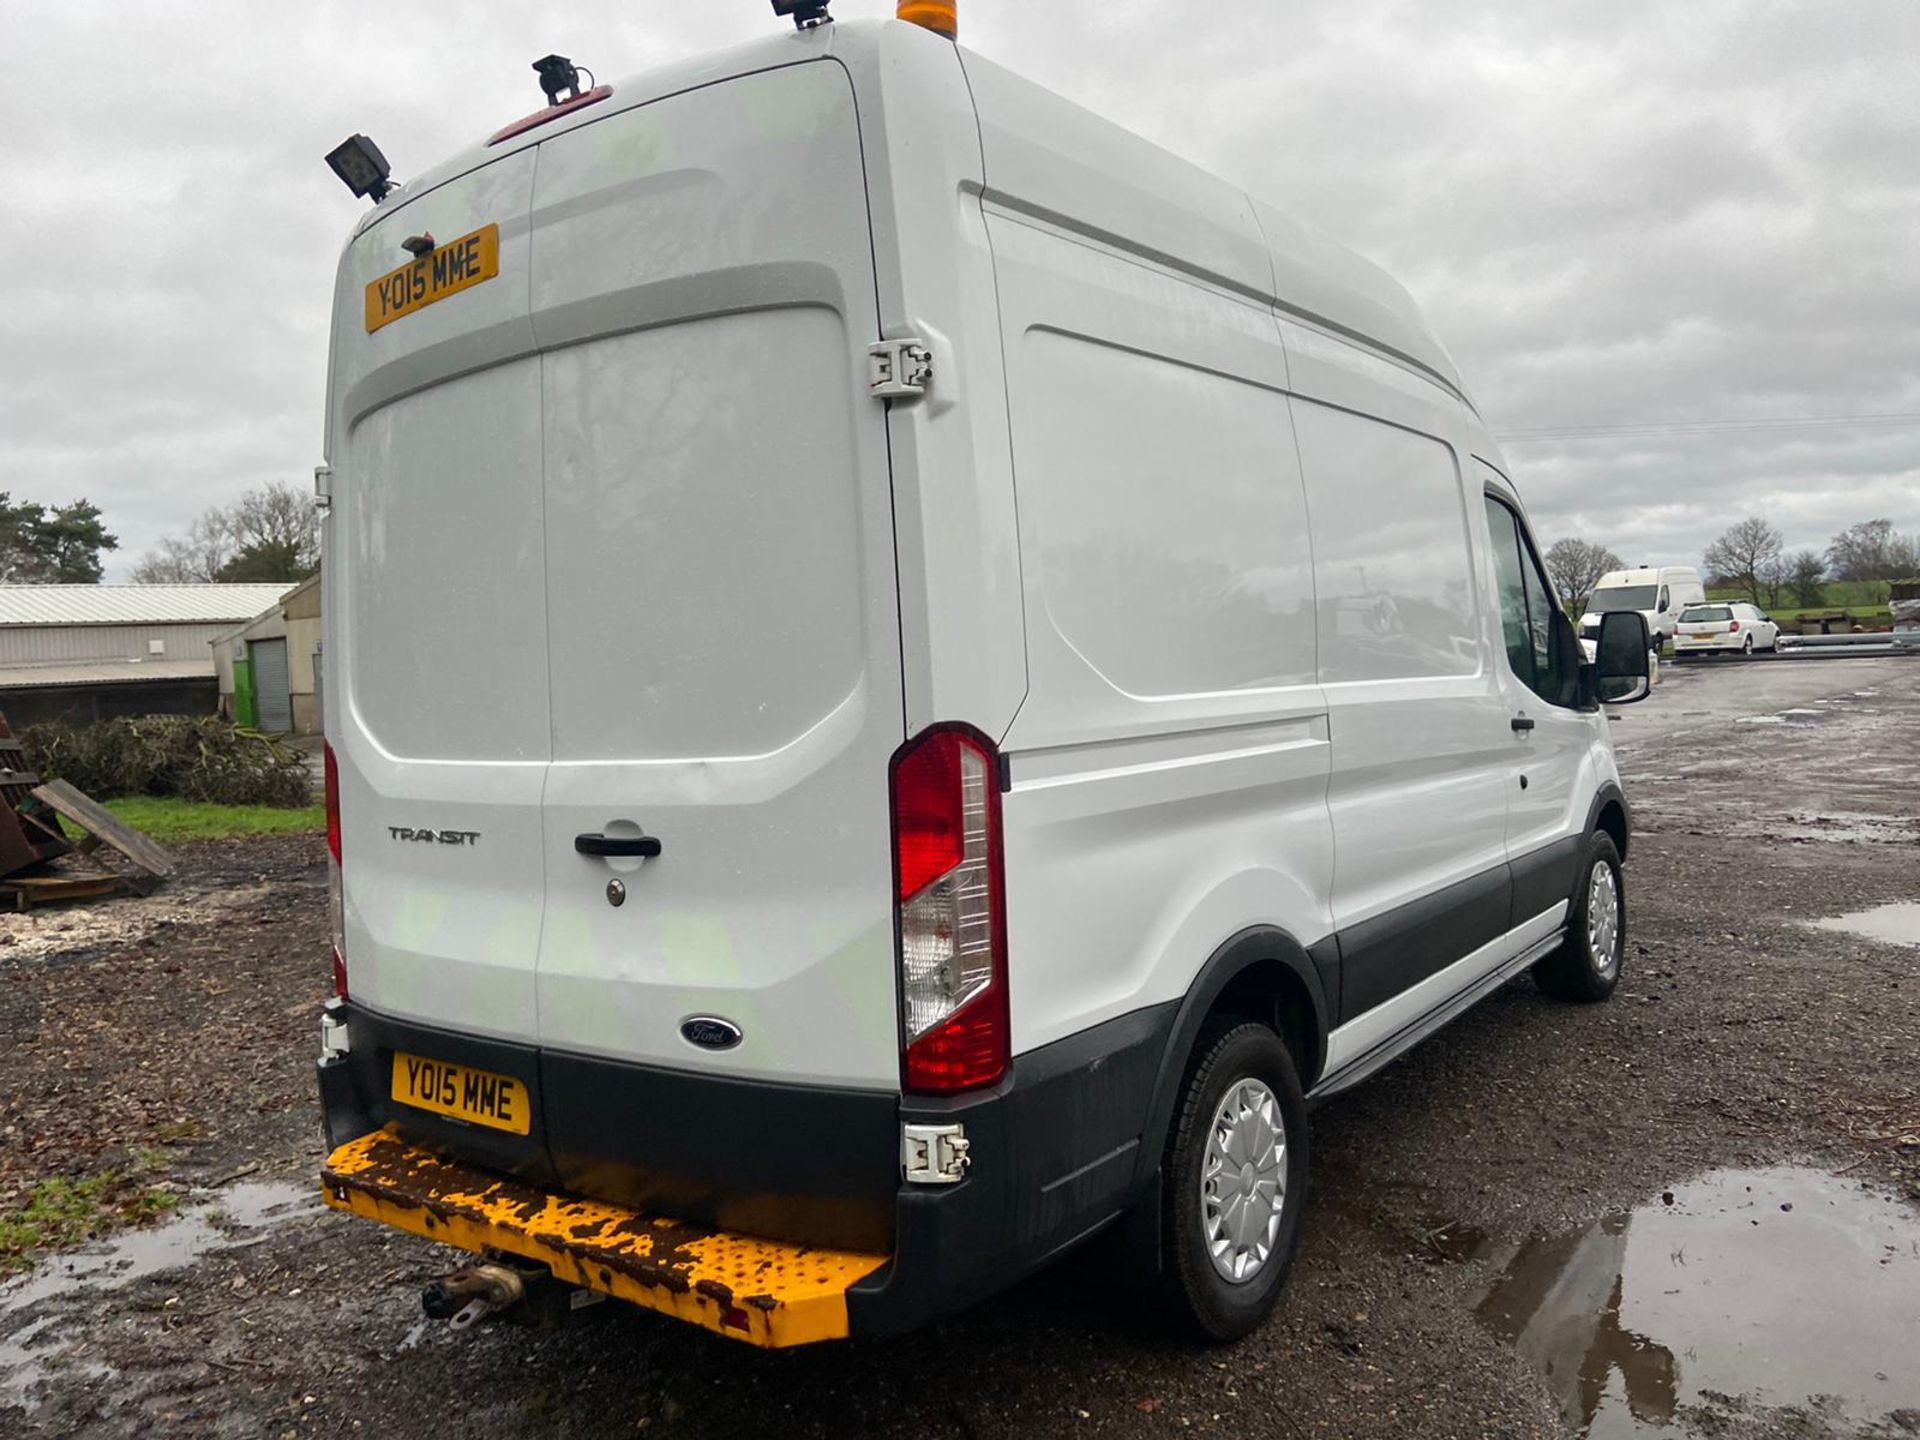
[5,1,1917,580]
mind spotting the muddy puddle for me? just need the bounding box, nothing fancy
[1448,1168,1920,1436]
[0,1181,317,1409]
[1811,902,1920,949]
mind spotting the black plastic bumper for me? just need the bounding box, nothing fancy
[318,998,1177,1338]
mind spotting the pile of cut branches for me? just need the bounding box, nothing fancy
[20,716,312,808]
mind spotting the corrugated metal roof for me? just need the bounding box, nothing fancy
[0,658,216,689]
[0,585,296,628]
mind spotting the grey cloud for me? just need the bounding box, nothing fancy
[3,0,1916,579]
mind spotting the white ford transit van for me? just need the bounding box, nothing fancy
[1580,566,1706,647]
[315,12,1653,1349]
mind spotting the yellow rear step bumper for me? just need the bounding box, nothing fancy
[321,1128,889,1347]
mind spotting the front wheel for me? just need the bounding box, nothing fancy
[1158,1022,1309,1342]
[1532,831,1625,1003]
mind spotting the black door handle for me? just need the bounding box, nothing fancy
[1511,716,1536,733]
[575,833,662,858]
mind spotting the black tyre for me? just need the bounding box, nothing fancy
[1532,831,1625,1003]
[1742,634,1755,655]
[1158,1022,1309,1342]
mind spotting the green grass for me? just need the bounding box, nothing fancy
[0,1171,182,1273]
[62,796,325,843]
[1706,579,1894,614]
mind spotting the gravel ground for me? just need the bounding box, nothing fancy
[1,655,1915,1440]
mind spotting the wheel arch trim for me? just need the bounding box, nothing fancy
[1587,780,1631,859]
[1131,925,1330,1195]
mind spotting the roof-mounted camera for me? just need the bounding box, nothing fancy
[771,1,833,31]
[533,54,591,107]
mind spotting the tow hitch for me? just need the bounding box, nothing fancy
[422,1262,529,1330]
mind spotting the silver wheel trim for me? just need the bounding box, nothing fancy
[1200,1077,1288,1284]
[1586,860,1621,974]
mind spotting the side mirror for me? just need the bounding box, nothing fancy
[1595,611,1652,704]
[1548,610,1585,707]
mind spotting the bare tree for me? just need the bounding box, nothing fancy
[130,508,234,582]
[1757,552,1792,610]
[1826,518,1920,583]
[1703,517,1783,605]
[132,482,316,583]
[1544,537,1625,612]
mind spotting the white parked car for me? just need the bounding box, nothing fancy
[1674,603,1781,656]
[313,12,1653,1351]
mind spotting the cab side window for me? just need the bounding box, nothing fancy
[1658,585,1670,613]
[1484,494,1575,706]
[1484,497,1534,685]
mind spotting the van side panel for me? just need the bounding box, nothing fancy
[984,212,1333,1058]
[960,53,1274,301]
[1276,322,1515,1022]
[1287,397,1509,933]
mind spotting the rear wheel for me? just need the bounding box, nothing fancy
[1158,1022,1308,1342]
[1532,831,1625,1003]
[1742,634,1755,655]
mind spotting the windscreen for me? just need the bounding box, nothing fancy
[1682,605,1732,623]
[1591,585,1657,611]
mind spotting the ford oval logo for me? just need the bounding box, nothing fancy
[680,1016,743,1051]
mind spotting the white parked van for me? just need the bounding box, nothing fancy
[315,12,1652,1349]
[1580,566,1706,647]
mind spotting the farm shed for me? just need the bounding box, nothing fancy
[0,584,296,728]
[209,572,322,735]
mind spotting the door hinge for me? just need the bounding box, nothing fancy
[901,1122,970,1185]
[318,998,351,1064]
[314,463,334,514]
[869,337,933,401]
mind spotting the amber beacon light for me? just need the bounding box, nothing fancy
[898,0,958,39]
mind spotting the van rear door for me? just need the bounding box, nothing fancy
[525,62,906,1093]
[330,150,550,1045]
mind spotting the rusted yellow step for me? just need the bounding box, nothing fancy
[321,1128,889,1347]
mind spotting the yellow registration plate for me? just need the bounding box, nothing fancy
[364,224,500,333]
[390,1052,530,1135]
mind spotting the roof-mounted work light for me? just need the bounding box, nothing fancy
[325,134,393,202]
[898,0,958,38]
[532,54,588,106]
[772,0,833,31]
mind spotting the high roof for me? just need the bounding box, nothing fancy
[360,20,1466,405]
[0,584,297,628]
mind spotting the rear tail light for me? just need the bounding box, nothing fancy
[324,742,347,1000]
[890,725,1008,1093]
[1728,619,1740,633]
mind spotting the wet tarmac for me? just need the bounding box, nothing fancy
[0,1182,316,1410]
[1812,902,1920,949]
[1460,1168,1920,1436]
[0,651,1915,1438]
[1607,653,1913,743]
